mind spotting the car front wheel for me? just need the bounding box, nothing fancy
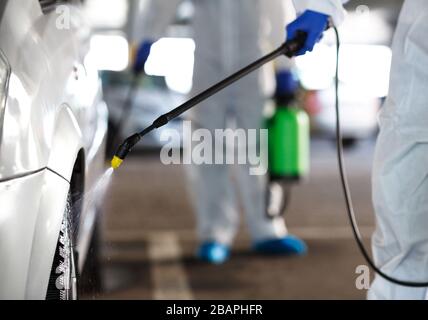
[46,193,78,300]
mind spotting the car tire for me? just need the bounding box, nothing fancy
[46,193,78,300]
[79,216,103,297]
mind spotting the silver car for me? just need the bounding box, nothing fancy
[0,0,108,299]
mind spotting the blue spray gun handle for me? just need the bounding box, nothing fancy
[286,10,330,56]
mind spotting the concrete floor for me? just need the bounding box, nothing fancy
[94,138,377,300]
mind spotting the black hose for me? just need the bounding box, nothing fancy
[333,26,428,287]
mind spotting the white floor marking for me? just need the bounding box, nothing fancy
[146,232,193,300]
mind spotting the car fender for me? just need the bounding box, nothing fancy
[47,104,83,183]
[25,105,84,299]
[25,169,71,299]
[0,169,69,299]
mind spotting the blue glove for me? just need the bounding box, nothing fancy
[275,70,298,97]
[133,40,155,74]
[286,10,329,56]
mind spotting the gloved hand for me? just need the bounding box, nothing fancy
[286,10,330,56]
[275,70,298,104]
[132,40,155,75]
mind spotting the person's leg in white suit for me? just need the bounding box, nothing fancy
[369,0,428,299]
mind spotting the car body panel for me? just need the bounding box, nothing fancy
[46,105,83,181]
[0,169,68,299]
[76,99,108,271]
[0,0,108,299]
[0,0,98,179]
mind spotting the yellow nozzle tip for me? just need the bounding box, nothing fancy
[111,156,124,170]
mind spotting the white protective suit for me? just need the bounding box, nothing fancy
[297,0,428,299]
[137,0,296,245]
[370,0,428,300]
[292,0,347,25]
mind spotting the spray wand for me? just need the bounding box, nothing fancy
[110,31,308,170]
[111,27,428,288]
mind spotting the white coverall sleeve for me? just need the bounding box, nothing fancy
[137,0,183,41]
[262,0,296,70]
[292,0,349,25]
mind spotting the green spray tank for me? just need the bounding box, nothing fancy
[264,76,310,218]
[267,69,310,182]
[267,103,310,181]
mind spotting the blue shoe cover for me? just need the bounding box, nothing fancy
[197,242,230,264]
[254,235,307,256]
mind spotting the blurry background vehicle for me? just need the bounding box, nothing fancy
[298,44,392,148]
[86,0,193,151]
[0,0,108,299]
[296,4,395,148]
[102,71,186,151]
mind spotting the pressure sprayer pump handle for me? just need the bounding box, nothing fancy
[111,31,308,170]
